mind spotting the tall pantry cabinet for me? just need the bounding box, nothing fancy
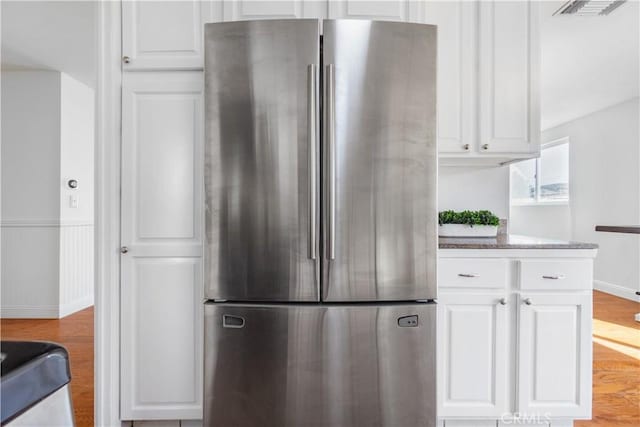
[119,0,540,422]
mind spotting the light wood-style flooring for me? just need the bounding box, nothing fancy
[575,291,640,426]
[1,291,638,426]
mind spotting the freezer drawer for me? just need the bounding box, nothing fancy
[204,303,436,427]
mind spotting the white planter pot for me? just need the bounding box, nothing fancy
[439,224,498,238]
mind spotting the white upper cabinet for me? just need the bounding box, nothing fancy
[424,1,476,154]
[121,0,540,162]
[328,0,423,21]
[122,1,222,69]
[478,0,540,155]
[224,0,325,20]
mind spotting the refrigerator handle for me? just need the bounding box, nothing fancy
[308,64,318,260]
[324,64,336,260]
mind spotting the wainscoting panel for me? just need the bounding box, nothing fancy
[60,224,95,317]
[1,221,94,318]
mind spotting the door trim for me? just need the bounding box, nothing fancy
[95,1,122,425]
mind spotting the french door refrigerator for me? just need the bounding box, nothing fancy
[204,19,437,427]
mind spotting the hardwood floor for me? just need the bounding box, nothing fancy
[1,306,94,427]
[575,291,640,427]
[1,292,638,426]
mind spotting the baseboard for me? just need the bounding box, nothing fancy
[0,305,60,319]
[60,295,94,318]
[594,279,640,302]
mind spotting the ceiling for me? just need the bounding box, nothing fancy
[1,1,96,88]
[540,0,640,130]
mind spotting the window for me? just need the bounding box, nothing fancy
[510,137,569,205]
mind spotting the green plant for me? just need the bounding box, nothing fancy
[438,210,500,227]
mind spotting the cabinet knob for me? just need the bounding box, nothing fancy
[120,246,129,254]
[458,273,479,278]
[499,298,507,306]
[122,56,131,64]
[463,144,470,151]
[481,144,489,150]
[523,297,532,305]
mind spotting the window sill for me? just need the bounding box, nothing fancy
[511,200,570,207]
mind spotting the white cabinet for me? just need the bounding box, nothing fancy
[121,0,540,163]
[438,293,509,417]
[226,0,324,20]
[424,1,476,154]
[436,0,541,163]
[478,0,540,155]
[122,0,323,69]
[121,0,427,71]
[518,293,592,418]
[438,252,595,425]
[122,1,221,69]
[328,0,423,21]
[120,72,204,420]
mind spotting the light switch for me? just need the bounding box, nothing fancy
[69,195,79,208]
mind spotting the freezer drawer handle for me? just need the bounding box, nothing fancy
[223,315,245,329]
[397,315,419,327]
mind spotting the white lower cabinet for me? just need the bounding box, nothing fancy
[438,293,508,417]
[438,254,595,426]
[518,293,592,418]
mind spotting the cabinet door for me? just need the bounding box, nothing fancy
[424,1,476,154]
[328,0,423,21]
[121,72,204,420]
[122,1,221,69]
[518,293,592,418]
[479,0,540,154]
[438,293,509,417]
[222,0,323,20]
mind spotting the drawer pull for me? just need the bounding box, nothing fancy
[458,273,479,278]
[498,298,507,306]
[523,298,533,305]
[542,275,565,280]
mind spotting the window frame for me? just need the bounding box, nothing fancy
[510,137,570,207]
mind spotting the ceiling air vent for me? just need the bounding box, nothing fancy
[553,0,627,16]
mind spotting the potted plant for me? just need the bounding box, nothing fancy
[438,210,500,237]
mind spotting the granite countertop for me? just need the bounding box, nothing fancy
[439,234,599,250]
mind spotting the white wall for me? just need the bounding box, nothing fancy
[542,98,640,299]
[60,72,95,223]
[510,204,571,240]
[59,73,95,314]
[1,71,61,222]
[438,166,510,219]
[1,70,95,318]
[1,71,62,317]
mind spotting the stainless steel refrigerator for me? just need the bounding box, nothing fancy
[204,19,437,427]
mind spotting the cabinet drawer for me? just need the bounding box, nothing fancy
[519,259,592,290]
[438,259,508,289]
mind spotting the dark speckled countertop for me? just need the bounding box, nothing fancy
[439,234,599,250]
